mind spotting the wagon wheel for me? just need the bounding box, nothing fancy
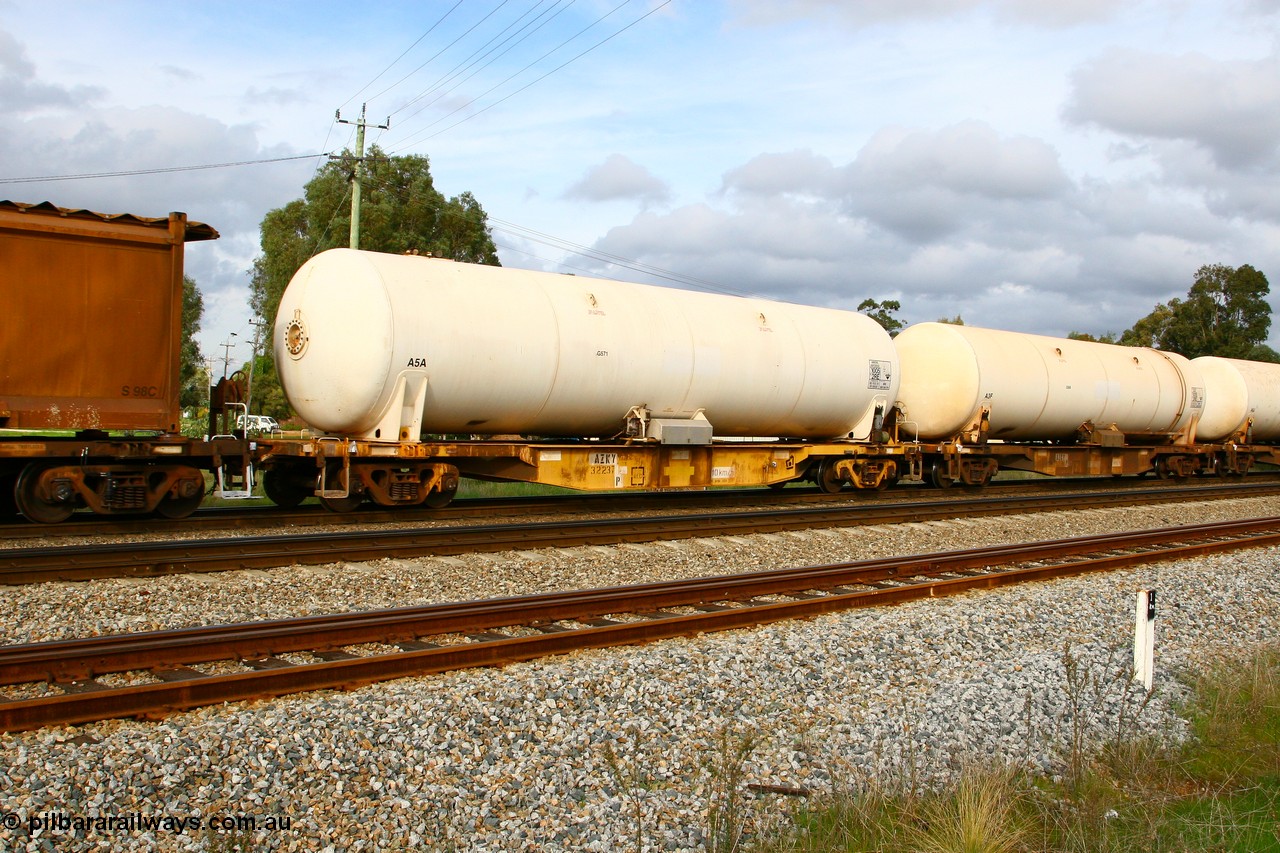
[875,468,900,491]
[319,492,365,513]
[0,472,18,520]
[929,462,954,489]
[14,464,74,524]
[961,464,994,490]
[814,459,845,494]
[1213,456,1243,479]
[155,490,204,519]
[263,468,311,509]
[150,468,206,519]
[424,480,458,509]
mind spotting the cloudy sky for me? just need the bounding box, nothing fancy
[4,0,1280,363]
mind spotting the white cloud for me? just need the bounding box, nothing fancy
[719,124,1070,243]
[850,122,1069,201]
[572,105,1275,342]
[728,0,1126,28]
[0,28,102,112]
[844,122,1070,241]
[720,150,840,199]
[563,154,671,205]
[1064,48,1280,169]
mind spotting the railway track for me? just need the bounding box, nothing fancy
[3,475,1276,540]
[3,480,1279,584]
[3,516,1278,732]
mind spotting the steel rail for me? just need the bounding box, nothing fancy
[4,475,1263,540]
[4,482,1280,585]
[4,515,1278,680]
[2,516,1279,732]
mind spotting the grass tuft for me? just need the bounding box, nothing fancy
[751,643,1280,853]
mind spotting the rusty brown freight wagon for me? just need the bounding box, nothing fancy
[0,200,217,431]
[0,201,252,522]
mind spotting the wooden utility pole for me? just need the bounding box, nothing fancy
[334,104,390,250]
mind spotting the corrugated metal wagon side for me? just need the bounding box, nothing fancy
[0,201,248,524]
[0,200,217,431]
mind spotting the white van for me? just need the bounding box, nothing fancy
[237,415,280,434]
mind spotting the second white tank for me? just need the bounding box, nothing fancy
[1192,356,1280,441]
[894,322,1204,442]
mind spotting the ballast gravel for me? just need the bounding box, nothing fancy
[1,495,1278,851]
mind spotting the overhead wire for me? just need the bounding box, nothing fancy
[489,216,753,298]
[348,168,736,294]
[340,0,468,111]
[389,0,670,150]
[309,184,355,258]
[491,239,622,277]
[3,2,699,301]
[5,2,668,195]
[0,154,325,185]
[367,0,517,108]
[388,0,576,126]
[343,1,707,295]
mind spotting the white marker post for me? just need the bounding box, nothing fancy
[1133,589,1156,691]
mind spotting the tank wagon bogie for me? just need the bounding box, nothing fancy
[0,436,249,523]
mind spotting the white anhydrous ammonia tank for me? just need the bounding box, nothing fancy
[274,249,900,441]
[894,322,1204,441]
[1192,356,1280,441]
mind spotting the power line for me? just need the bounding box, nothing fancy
[388,0,632,148]
[389,0,670,150]
[489,216,752,298]
[388,0,576,125]
[340,0,469,111]
[351,169,745,297]
[370,0,518,109]
[0,154,324,185]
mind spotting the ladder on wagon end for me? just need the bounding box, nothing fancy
[210,399,255,500]
[213,454,255,500]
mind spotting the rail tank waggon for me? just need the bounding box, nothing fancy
[14,198,1280,524]
[894,322,1204,442]
[893,322,1210,485]
[262,249,905,509]
[275,249,900,441]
